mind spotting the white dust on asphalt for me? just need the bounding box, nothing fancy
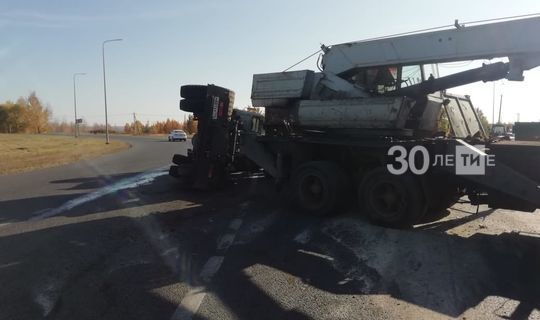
[27,168,169,316]
[33,278,61,317]
[30,169,167,221]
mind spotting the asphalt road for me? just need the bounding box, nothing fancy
[1,135,539,320]
[0,135,190,319]
[0,135,185,224]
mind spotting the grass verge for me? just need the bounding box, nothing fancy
[0,134,130,175]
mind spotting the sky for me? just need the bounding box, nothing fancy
[1,0,540,126]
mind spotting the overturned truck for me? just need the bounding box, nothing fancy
[170,16,540,227]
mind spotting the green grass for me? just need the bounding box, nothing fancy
[0,134,130,175]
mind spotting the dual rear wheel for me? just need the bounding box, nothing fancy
[360,168,426,227]
[180,85,208,113]
[291,162,426,227]
[292,161,347,217]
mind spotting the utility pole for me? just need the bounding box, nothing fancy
[133,112,137,134]
[73,73,86,138]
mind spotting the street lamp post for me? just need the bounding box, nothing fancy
[73,72,86,138]
[102,38,123,144]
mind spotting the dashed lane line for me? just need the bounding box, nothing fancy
[171,286,206,320]
[171,209,248,320]
[229,218,242,231]
[199,256,225,282]
[217,233,236,250]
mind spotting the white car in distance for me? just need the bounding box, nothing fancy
[168,129,187,142]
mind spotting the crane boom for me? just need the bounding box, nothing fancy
[322,16,540,81]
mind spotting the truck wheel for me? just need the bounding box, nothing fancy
[180,99,206,113]
[359,168,426,228]
[292,161,346,217]
[181,85,207,99]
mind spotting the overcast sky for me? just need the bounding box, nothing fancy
[1,0,540,126]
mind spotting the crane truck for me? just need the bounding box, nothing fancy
[170,16,540,227]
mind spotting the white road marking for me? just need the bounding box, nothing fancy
[239,201,250,209]
[297,249,335,261]
[233,211,278,245]
[122,197,140,204]
[217,234,235,250]
[229,218,242,231]
[171,286,206,320]
[30,169,167,221]
[171,216,245,320]
[0,261,20,269]
[30,208,52,217]
[294,229,311,244]
[199,256,225,282]
[68,240,87,247]
[161,247,179,257]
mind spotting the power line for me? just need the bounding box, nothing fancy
[283,49,322,72]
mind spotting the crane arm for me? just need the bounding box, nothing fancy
[387,61,509,97]
[322,16,540,81]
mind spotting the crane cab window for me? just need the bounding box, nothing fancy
[350,66,398,94]
[400,65,422,87]
[423,64,439,80]
[346,63,440,95]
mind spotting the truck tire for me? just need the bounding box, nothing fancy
[180,98,205,113]
[292,161,347,217]
[359,168,426,228]
[180,85,207,99]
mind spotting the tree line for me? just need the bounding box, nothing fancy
[0,92,51,133]
[0,91,196,135]
[123,115,197,135]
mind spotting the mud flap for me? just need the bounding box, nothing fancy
[448,139,540,211]
[239,134,278,178]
